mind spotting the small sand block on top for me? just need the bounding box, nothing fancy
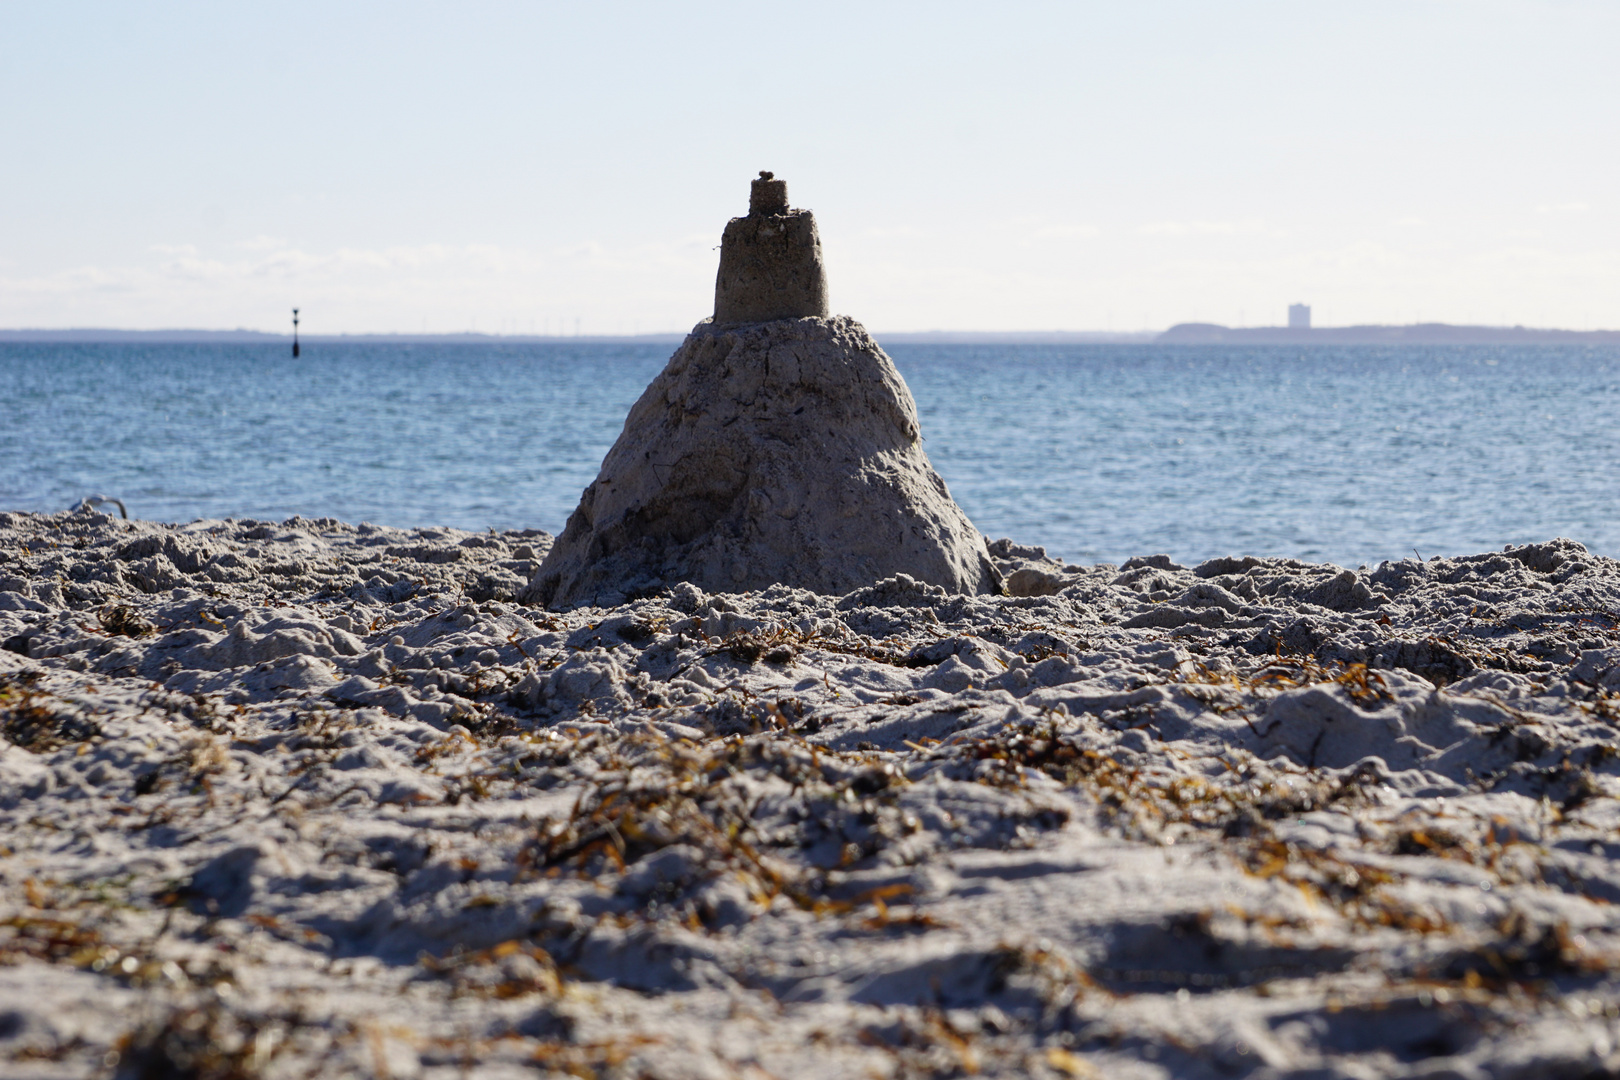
[524,174,1001,609]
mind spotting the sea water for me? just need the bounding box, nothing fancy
[3,341,1616,568]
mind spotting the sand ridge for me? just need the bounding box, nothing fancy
[3,507,1620,1076]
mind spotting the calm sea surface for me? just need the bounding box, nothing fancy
[4,341,1617,568]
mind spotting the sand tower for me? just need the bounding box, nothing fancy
[523,173,1001,609]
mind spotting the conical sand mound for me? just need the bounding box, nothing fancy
[523,177,1001,609]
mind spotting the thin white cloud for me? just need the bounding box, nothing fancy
[1534,202,1590,215]
[0,237,719,333]
[856,226,935,241]
[1025,223,1100,241]
[8,223,1620,334]
[1137,220,1264,237]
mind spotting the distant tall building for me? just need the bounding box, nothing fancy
[1288,303,1311,330]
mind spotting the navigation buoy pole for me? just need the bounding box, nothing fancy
[292,308,300,358]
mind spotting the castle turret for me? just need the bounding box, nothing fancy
[712,171,830,325]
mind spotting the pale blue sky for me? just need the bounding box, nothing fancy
[2,1,1616,333]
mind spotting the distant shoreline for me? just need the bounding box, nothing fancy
[0,328,689,346]
[1,323,1617,346]
[0,328,1158,346]
[1157,322,1620,345]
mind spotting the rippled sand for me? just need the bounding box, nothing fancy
[4,507,1620,1078]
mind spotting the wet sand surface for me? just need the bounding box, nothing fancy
[4,508,1620,1078]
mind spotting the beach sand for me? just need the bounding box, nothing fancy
[3,507,1620,1077]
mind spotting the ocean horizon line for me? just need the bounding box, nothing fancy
[3,323,1619,346]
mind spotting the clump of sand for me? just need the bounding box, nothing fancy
[526,316,1001,608]
[4,506,1620,1077]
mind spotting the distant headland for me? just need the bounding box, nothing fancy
[1158,322,1620,345]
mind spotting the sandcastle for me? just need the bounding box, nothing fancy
[523,173,1001,609]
